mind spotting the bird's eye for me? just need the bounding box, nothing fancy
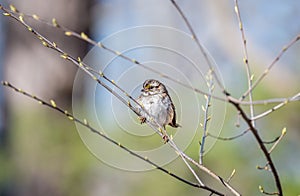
[149,86,154,89]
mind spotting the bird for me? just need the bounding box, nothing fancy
[136,79,180,141]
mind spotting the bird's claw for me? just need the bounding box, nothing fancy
[162,134,169,143]
[138,116,146,124]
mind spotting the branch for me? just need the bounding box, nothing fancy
[228,97,282,196]
[199,71,214,164]
[1,81,223,195]
[240,34,300,100]
[251,92,300,120]
[207,128,250,141]
[268,128,286,154]
[234,0,256,127]
[259,185,280,195]
[179,150,241,196]
[169,0,225,91]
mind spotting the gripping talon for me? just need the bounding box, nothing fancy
[138,116,146,124]
[162,134,169,143]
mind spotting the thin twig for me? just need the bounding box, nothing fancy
[259,185,280,195]
[169,0,225,92]
[199,71,214,164]
[178,149,241,196]
[240,34,300,100]
[257,163,270,171]
[251,92,300,120]
[262,136,280,145]
[227,169,236,183]
[207,128,250,141]
[268,128,286,154]
[234,0,256,127]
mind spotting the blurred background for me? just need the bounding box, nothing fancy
[0,0,299,195]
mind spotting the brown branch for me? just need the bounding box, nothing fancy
[228,97,282,196]
[178,150,241,196]
[207,128,250,141]
[1,81,223,196]
[259,185,280,195]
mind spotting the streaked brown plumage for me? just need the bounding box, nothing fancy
[136,79,180,129]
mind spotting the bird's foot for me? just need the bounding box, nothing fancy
[138,116,146,124]
[159,128,169,143]
[162,134,169,144]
